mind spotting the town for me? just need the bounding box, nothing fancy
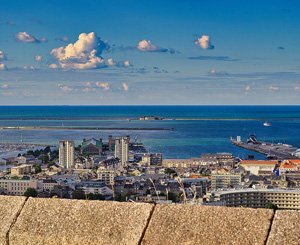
[1,135,300,209]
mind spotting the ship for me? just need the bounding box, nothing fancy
[263,122,271,127]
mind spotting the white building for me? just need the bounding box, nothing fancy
[59,140,75,169]
[79,181,113,196]
[97,167,115,186]
[114,136,129,166]
[0,178,38,196]
[240,160,277,175]
[11,164,32,176]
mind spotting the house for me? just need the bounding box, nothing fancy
[42,179,59,192]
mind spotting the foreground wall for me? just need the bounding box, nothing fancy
[0,196,299,244]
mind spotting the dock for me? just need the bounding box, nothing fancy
[231,136,299,159]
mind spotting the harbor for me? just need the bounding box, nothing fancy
[231,135,300,159]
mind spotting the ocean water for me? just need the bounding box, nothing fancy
[0,106,300,159]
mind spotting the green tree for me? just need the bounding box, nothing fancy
[266,202,278,210]
[167,192,177,202]
[34,164,42,173]
[87,193,105,200]
[72,189,86,199]
[43,146,51,154]
[165,168,177,177]
[24,188,38,197]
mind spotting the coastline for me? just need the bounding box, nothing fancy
[0,126,173,131]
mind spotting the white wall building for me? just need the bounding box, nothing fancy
[59,140,75,169]
[0,178,38,196]
[114,137,129,166]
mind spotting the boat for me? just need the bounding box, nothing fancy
[263,122,271,127]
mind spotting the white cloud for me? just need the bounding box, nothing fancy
[95,82,110,91]
[268,85,279,92]
[245,84,252,93]
[23,65,35,70]
[83,81,110,91]
[122,82,129,92]
[294,86,300,91]
[49,63,58,69]
[106,58,132,68]
[123,60,131,67]
[82,87,96,92]
[15,32,47,43]
[58,84,73,92]
[0,84,8,89]
[208,69,227,75]
[50,32,109,69]
[137,40,168,52]
[35,55,43,62]
[0,51,6,61]
[195,35,214,50]
[0,63,7,71]
[107,58,116,66]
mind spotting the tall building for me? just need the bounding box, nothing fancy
[59,140,75,169]
[114,136,130,165]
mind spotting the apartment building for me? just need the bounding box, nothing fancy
[59,140,75,169]
[97,167,115,186]
[0,178,38,196]
[213,188,300,209]
[211,172,242,190]
[10,164,32,176]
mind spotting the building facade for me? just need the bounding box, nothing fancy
[59,140,75,169]
[141,153,163,166]
[11,164,32,176]
[0,178,38,195]
[114,136,129,166]
[211,188,300,209]
[211,173,242,190]
[97,167,115,186]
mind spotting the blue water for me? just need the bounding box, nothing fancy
[0,106,300,159]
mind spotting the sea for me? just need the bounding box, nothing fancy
[0,105,300,159]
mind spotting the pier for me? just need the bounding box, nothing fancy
[231,136,299,159]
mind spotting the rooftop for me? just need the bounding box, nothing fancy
[0,195,299,244]
[240,160,278,165]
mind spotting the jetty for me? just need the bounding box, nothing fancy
[231,135,299,159]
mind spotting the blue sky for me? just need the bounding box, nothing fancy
[0,0,300,105]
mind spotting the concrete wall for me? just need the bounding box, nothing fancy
[0,195,298,244]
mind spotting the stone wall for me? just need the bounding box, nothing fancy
[0,196,298,244]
